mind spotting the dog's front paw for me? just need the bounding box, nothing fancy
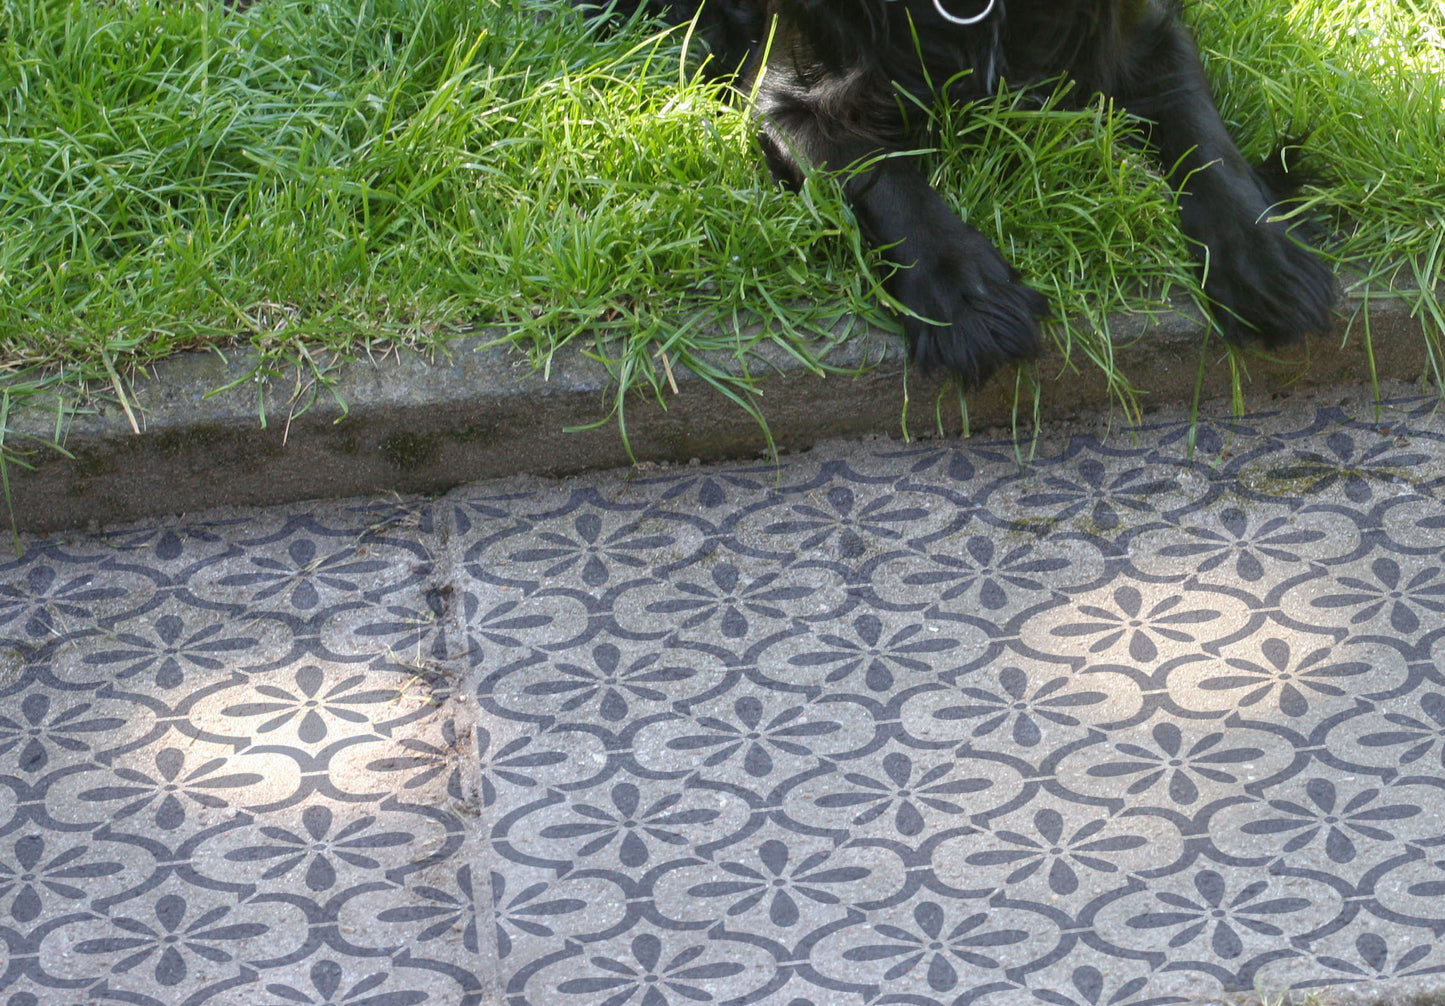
[1198,218,1337,348]
[891,231,1049,388]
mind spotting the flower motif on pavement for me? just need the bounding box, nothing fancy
[75,893,268,986]
[902,537,1068,609]
[933,666,1108,747]
[1356,692,1445,769]
[463,592,553,649]
[789,614,958,692]
[264,959,428,1005]
[0,693,126,774]
[1155,508,1325,582]
[1050,586,1219,663]
[450,489,534,534]
[762,486,929,559]
[95,523,232,562]
[81,613,258,690]
[1310,557,1445,634]
[468,870,586,959]
[687,839,869,926]
[644,561,811,638]
[815,752,990,837]
[666,697,840,777]
[1316,933,1445,982]
[1197,638,1370,718]
[1015,460,1178,533]
[223,805,414,891]
[1262,431,1430,503]
[540,783,719,868]
[890,445,983,483]
[1086,723,1264,806]
[367,718,466,801]
[350,586,454,663]
[644,468,772,509]
[966,810,1147,895]
[1148,415,1270,457]
[213,537,390,610]
[474,727,567,807]
[843,902,1028,992]
[0,564,128,641]
[557,932,745,1006]
[377,866,511,956]
[506,511,674,588]
[79,746,263,831]
[0,834,122,923]
[1125,869,1309,959]
[1238,778,1419,864]
[220,665,399,743]
[1031,964,1185,1006]
[523,643,696,722]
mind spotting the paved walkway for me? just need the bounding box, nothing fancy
[4,386,1445,1005]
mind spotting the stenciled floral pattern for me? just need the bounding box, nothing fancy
[7,390,1445,1006]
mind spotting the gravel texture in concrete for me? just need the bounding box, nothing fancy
[5,383,1445,1005]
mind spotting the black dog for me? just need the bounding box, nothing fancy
[575,0,1336,387]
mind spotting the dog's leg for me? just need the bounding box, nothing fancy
[1108,3,1336,346]
[759,91,1048,387]
[845,158,1048,384]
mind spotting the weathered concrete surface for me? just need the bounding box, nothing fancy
[6,288,1440,532]
[6,383,1445,1006]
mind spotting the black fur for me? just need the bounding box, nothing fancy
[575,0,1337,387]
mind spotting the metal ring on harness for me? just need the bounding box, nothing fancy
[932,0,997,26]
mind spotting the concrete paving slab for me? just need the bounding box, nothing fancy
[3,382,1445,1005]
[0,498,492,1005]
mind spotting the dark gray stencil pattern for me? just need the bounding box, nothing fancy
[5,390,1445,1004]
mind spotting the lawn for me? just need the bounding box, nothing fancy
[1,0,1442,448]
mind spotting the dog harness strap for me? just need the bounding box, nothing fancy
[932,0,996,26]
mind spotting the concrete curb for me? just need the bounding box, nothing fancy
[6,288,1440,532]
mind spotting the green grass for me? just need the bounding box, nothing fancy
[1,0,1442,456]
